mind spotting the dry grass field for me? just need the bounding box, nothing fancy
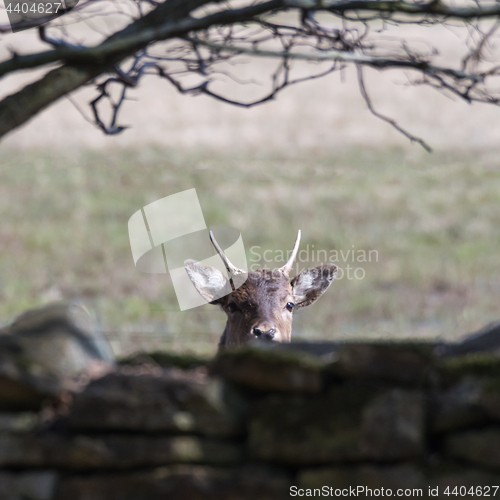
[1,20,499,356]
[0,146,498,356]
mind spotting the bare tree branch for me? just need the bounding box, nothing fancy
[187,37,482,82]
[1,0,500,148]
[356,65,432,152]
[0,0,281,138]
[285,0,500,19]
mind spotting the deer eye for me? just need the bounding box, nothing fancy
[227,303,240,313]
[286,302,294,312]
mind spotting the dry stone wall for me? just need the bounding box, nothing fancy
[2,304,500,500]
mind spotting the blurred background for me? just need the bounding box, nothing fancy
[1,20,499,357]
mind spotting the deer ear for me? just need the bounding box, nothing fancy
[184,259,231,304]
[291,264,338,308]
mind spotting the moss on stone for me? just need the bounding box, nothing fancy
[118,351,210,370]
[438,353,500,382]
[329,341,436,387]
[211,346,325,393]
[215,345,323,371]
[248,386,376,462]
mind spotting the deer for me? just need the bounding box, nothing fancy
[184,230,338,348]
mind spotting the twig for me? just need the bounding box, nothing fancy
[356,65,432,152]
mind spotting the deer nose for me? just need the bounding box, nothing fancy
[253,327,276,340]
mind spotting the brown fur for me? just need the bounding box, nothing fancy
[211,264,338,348]
[215,270,295,347]
[184,258,338,349]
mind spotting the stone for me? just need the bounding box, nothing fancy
[211,346,323,393]
[0,412,40,433]
[445,428,500,469]
[430,359,500,430]
[298,462,500,498]
[437,321,500,357]
[359,388,425,460]
[0,470,58,500]
[254,341,340,363]
[430,462,500,493]
[330,343,433,386]
[0,433,242,469]
[9,301,115,378]
[0,351,59,411]
[476,379,500,421]
[430,378,487,432]
[249,386,424,464]
[118,351,209,370]
[55,465,291,500]
[0,302,115,410]
[298,463,425,491]
[437,352,500,386]
[67,368,245,437]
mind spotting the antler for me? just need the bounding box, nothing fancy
[279,230,301,276]
[209,230,246,288]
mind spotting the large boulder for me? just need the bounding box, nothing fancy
[0,302,114,410]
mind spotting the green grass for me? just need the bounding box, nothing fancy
[0,146,498,356]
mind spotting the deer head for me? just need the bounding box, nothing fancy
[184,231,338,348]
